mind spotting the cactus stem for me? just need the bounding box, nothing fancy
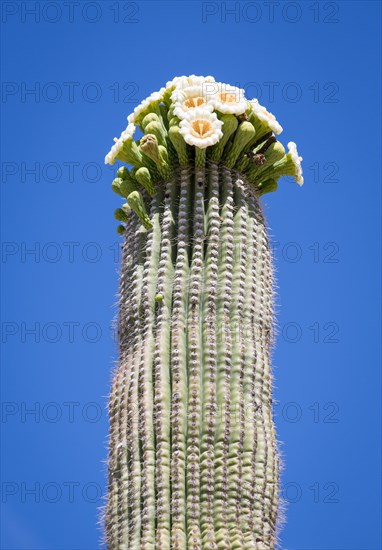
[154,177,177,548]
[226,174,248,549]
[186,166,205,548]
[138,192,163,548]
[200,162,220,548]
[128,221,146,547]
[250,196,278,546]
[107,211,137,548]
[214,166,234,548]
[239,188,258,547]
[170,167,192,549]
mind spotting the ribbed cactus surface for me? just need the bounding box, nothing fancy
[104,75,303,549]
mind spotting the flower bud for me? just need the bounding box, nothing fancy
[127,190,152,230]
[134,167,155,196]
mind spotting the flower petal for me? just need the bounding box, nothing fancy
[250,99,283,135]
[287,141,304,185]
[178,107,223,149]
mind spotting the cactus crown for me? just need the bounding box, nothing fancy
[105,75,303,231]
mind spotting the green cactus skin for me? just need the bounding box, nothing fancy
[107,164,279,549]
[105,76,303,549]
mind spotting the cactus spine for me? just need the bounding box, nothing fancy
[104,76,303,549]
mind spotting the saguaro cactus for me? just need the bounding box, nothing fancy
[104,75,303,549]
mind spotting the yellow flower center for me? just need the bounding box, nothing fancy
[191,119,212,138]
[183,96,205,109]
[219,92,237,104]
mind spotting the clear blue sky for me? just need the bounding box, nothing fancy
[1,1,381,549]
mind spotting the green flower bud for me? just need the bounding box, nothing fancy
[140,134,171,179]
[168,125,189,166]
[254,151,301,185]
[258,179,278,196]
[120,178,138,198]
[111,174,138,197]
[127,190,152,230]
[209,114,238,162]
[134,166,155,196]
[142,113,161,129]
[224,121,257,168]
[121,202,131,215]
[112,177,125,197]
[142,112,168,135]
[245,141,286,180]
[117,165,137,186]
[259,140,285,165]
[143,120,167,145]
[121,138,144,167]
[114,208,129,222]
[116,224,126,235]
[116,166,129,180]
[140,134,161,164]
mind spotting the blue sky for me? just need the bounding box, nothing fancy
[1,1,381,549]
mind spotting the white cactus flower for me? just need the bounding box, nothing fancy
[250,99,283,135]
[166,75,189,89]
[183,75,216,88]
[287,141,304,185]
[179,107,223,149]
[104,123,136,165]
[166,74,216,91]
[127,88,166,123]
[172,85,214,119]
[208,82,248,115]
